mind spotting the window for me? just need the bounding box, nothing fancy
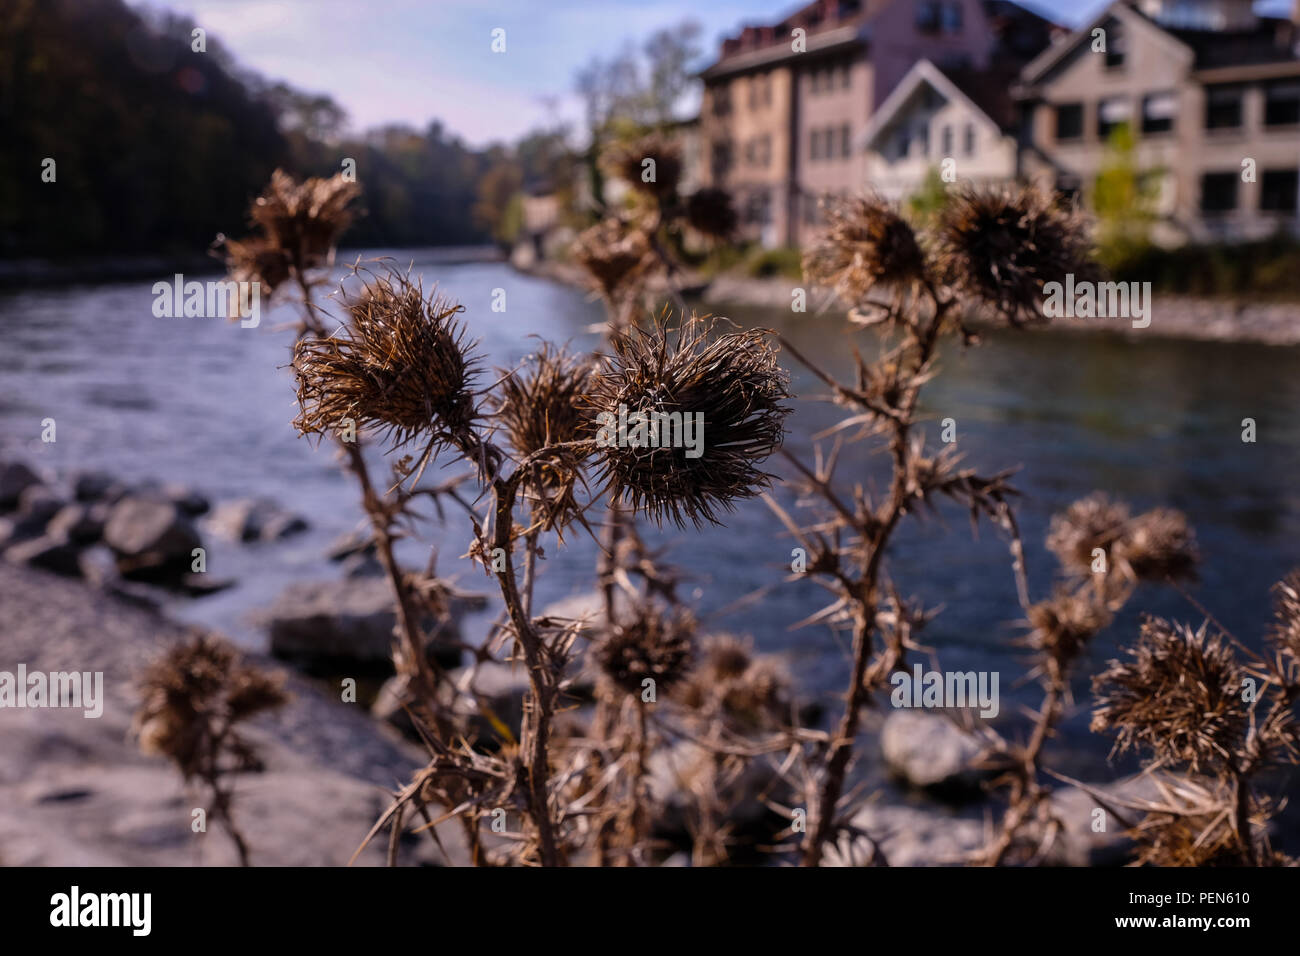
[1200,172,1238,213]
[1264,81,1300,127]
[710,141,732,178]
[941,2,963,32]
[1260,169,1299,212]
[711,87,731,117]
[1097,97,1131,140]
[941,124,953,155]
[916,0,941,33]
[1055,103,1083,140]
[917,125,930,157]
[841,63,851,89]
[1142,92,1176,135]
[841,123,852,158]
[1205,85,1242,130]
[963,123,975,156]
[1105,24,1126,69]
[745,190,772,226]
[810,129,822,161]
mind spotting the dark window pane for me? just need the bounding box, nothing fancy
[1205,85,1242,129]
[1201,172,1238,213]
[1142,93,1176,134]
[1055,103,1083,140]
[1260,169,1299,212]
[1265,82,1300,126]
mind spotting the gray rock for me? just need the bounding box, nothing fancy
[46,503,106,545]
[72,470,121,503]
[5,533,82,577]
[103,495,202,581]
[647,738,791,842]
[208,497,308,542]
[17,484,63,524]
[328,530,374,562]
[262,577,470,674]
[824,802,986,867]
[880,710,988,797]
[340,550,384,578]
[0,461,41,510]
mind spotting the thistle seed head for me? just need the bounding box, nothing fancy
[596,603,695,696]
[935,185,1095,325]
[685,187,738,240]
[1092,617,1248,772]
[586,313,792,528]
[293,268,480,452]
[802,195,928,305]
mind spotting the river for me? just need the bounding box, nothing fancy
[4,249,1300,779]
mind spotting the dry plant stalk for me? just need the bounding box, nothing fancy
[134,633,288,866]
[780,188,1094,866]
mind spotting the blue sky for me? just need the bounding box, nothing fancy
[126,0,1286,146]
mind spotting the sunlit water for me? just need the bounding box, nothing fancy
[4,250,1300,783]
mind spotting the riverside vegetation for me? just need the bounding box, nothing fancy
[129,133,1300,867]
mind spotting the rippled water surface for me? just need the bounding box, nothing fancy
[5,251,1300,775]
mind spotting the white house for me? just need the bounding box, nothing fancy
[861,58,1020,200]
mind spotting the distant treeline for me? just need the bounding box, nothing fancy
[0,0,494,258]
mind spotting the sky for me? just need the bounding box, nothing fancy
[124,0,1287,147]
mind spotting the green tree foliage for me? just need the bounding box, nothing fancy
[1092,123,1162,272]
[0,0,496,257]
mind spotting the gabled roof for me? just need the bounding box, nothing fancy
[1018,1,1192,88]
[860,59,1012,151]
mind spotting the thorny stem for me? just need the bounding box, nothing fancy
[801,290,953,867]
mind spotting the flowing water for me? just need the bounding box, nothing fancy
[4,250,1300,778]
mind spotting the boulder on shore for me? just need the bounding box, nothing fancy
[262,577,480,675]
[207,497,308,543]
[0,461,42,511]
[880,710,990,799]
[102,495,202,582]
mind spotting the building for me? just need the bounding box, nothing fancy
[861,59,1021,199]
[698,0,1055,246]
[1016,0,1300,241]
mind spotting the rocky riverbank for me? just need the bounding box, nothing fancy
[519,260,1300,346]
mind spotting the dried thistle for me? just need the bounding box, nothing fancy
[1092,617,1248,772]
[605,133,682,202]
[684,187,737,240]
[596,603,695,697]
[220,236,293,297]
[133,633,287,866]
[587,314,791,528]
[935,185,1095,325]
[677,633,792,730]
[249,168,359,268]
[802,195,928,306]
[293,268,480,453]
[1270,571,1300,675]
[570,217,656,302]
[1047,494,1197,585]
[1024,587,1111,670]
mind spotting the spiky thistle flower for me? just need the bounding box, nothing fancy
[802,195,928,306]
[1047,494,1197,584]
[1270,571,1300,676]
[605,132,682,203]
[493,344,595,530]
[570,217,656,302]
[935,185,1096,325]
[596,603,695,696]
[293,268,480,453]
[1024,587,1111,670]
[134,633,287,779]
[676,633,792,729]
[249,168,359,268]
[220,236,293,297]
[1092,617,1248,772]
[685,187,738,240]
[586,314,792,528]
